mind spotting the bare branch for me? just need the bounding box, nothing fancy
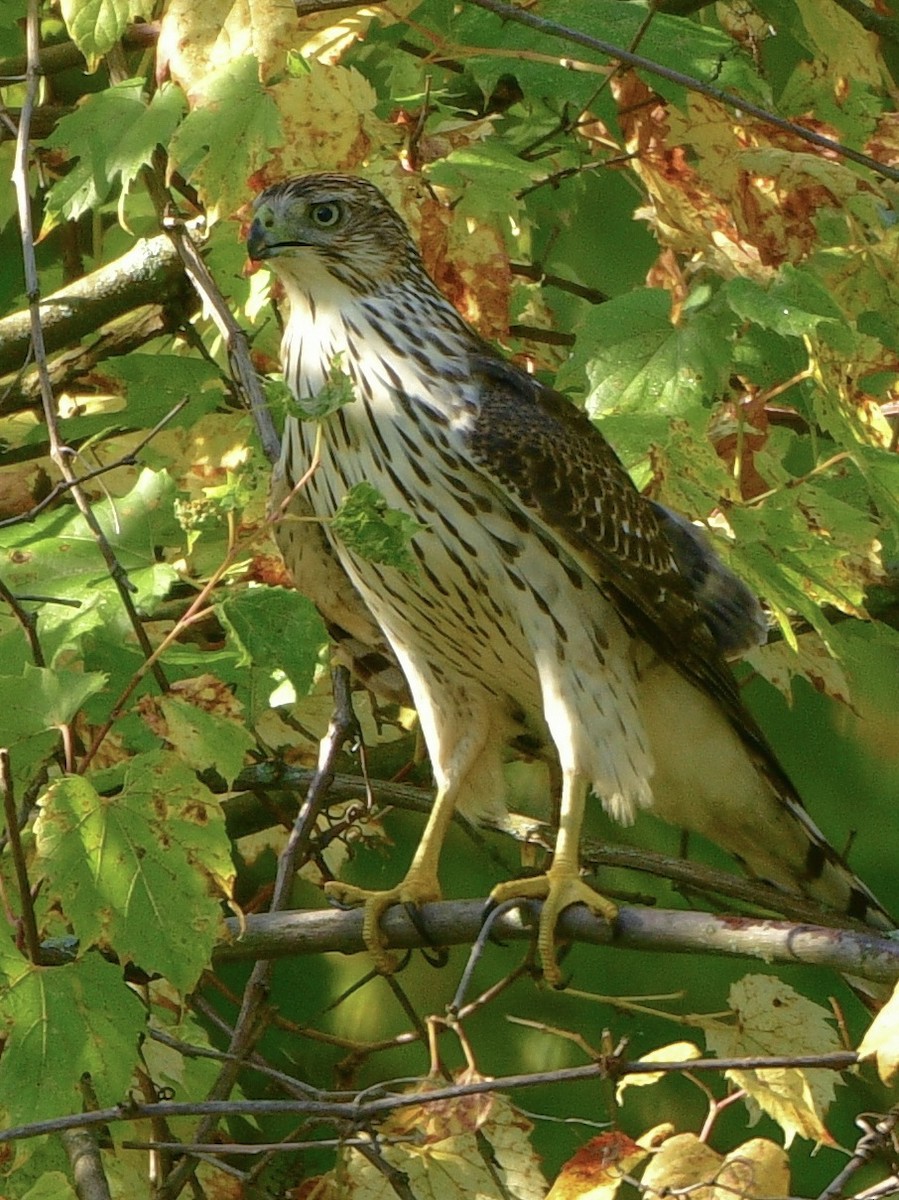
[818,1111,899,1200]
[215,900,899,985]
[0,23,158,83]
[2,296,198,413]
[61,1129,113,1200]
[0,1046,863,1148]
[0,232,193,386]
[162,215,281,463]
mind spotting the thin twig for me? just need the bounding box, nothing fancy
[161,215,281,464]
[0,574,44,663]
[0,748,42,963]
[0,395,191,531]
[461,0,899,181]
[10,0,167,695]
[158,667,362,1200]
[0,1047,864,1147]
[818,1111,899,1200]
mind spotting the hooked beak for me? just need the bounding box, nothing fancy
[246,217,273,261]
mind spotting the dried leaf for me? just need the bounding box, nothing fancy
[546,1131,647,1200]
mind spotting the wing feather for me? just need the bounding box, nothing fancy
[465,354,799,807]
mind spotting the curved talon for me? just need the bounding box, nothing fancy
[323,874,442,974]
[489,871,618,986]
[402,901,450,966]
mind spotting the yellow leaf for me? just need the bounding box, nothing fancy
[744,635,852,706]
[616,1042,702,1103]
[858,981,899,1084]
[705,975,839,1146]
[315,1075,547,1199]
[727,1066,833,1148]
[640,1133,722,1200]
[715,1138,790,1199]
[262,62,385,179]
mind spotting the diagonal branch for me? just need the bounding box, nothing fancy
[10,0,168,694]
[0,232,193,386]
[459,0,899,181]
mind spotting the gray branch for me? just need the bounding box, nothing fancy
[216,900,899,985]
[0,232,192,386]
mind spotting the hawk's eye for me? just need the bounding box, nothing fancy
[310,202,341,228]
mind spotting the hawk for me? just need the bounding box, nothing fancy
[247,173,890,982]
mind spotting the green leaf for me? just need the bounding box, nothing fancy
[0,664,106,743]
[724,265,843,339]
[290,354,356,421]
[561,288,733,416]
[0,469,182,664]
[426,142,541,222]
[455,0,768,109]
[157,694,255,786]
[332,482,425,575]
[0,943,145,1126]
[59,0,150,67]
[167,57,281,219]
[34,751,233,991]
[217,586,327,698]
[41,79,147,228]
[105,82,188,192]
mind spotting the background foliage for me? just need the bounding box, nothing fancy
[1,0,899,1196]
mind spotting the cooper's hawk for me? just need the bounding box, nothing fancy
[248,173,890,982]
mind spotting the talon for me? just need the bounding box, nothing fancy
[489,870,618,986]
[323,874,442,974]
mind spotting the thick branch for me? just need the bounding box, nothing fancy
[0,232,192,384]
[216,901,899,984]
[224,764,891,931]
[0,22,159,83]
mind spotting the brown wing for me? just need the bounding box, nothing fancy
[465,353,798,800]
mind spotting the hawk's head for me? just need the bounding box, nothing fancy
[247,174,420,294]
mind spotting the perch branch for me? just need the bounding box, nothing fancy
[215,900,899,985]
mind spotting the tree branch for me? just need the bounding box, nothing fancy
[224,764,892,932]
[0,1046,865,1148]
[831,0,899,48]
[460,0,899,181]
[215,900,899,985]
[0,232,193,386]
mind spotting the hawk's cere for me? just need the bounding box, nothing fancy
[247,174,890,981]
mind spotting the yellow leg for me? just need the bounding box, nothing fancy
[324,783,458,972]
[490,772,617,986]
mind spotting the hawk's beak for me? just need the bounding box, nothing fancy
[246,217,273,261]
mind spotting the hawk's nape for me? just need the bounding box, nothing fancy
[248,173,892,983]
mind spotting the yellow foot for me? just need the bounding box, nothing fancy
[490,870,618,987]
[324,873,442,974]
